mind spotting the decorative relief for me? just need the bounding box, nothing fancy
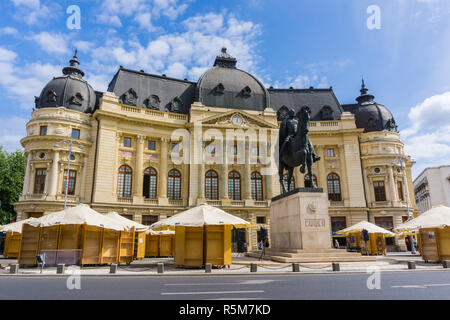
[69,93,83,106]
[144,95,160,110]
[120,88,138,106]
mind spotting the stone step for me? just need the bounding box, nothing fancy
[273,252,367,258]
[271,255,377,263]
[266,248,350,254]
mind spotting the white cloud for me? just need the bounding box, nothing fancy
[90,12,262,82]
[73,41,95,52]
[32,32,70,55]
[401,91,450,177]
[0,46,61,109]
[0,116,27,152]
[0,27,18,35]
[10,0,55,26]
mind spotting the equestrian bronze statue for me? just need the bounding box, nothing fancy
[278,107,321,194]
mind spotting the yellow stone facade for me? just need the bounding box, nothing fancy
[15,89,417,251]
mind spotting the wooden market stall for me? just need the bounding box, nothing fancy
[0,218,39,258]
[151,204,250,267]
[395,206,450,262]
[105,212,148,259]
[17,205,130,266]
[145,230,175,257]
[337,221,395,256]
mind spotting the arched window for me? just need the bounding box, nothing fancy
[143,167,157,199]
[304,174,318,188]
[228,171,241,200]
[251,172,264,201]
[205,170,219,200]
[118,165,132,198]
[168,169,181,200]
[282,174,295,192]
[327,173,342,201]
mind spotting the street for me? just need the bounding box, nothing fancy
[0,270,449,300]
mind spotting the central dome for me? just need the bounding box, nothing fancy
[196,48,269,111]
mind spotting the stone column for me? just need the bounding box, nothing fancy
[220,140,229,202]
[48,151,59,197]
[316,145,326,190]
[198,162,206,203]
[243,143,252,201]
[338,145,349,204]
[22,152,31,195]
[134,135,145,199]
[78,156,87,200]
[265,173,274,200]
[388,165,398,204]
[43,162,51,195]
[158,138,168,202]
[182,163,189,205]
[28,162,35,194]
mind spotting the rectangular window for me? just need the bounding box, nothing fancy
[331,217,347,232]
[39,126,47,136]
[123,137,131,148]
[256,216,266,224]
[327,148,335,157]
[374,181,387,202]
[251,145,259,156]
[120,214,133,221]
[71,128,80,139]
[148,140,156,151]
[142,215,159,226]
[397,181,404,201]
[62,170,77,196]
[34,169,47,194]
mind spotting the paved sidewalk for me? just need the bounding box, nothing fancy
[0,252,446,276]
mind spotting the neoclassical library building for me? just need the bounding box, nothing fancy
[14,48,417,251]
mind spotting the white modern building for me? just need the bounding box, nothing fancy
[414,165,450,213]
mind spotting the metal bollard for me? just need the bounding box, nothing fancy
[57,264,65,274]
[442,260,450,269]
[332,262,340,272]
[157,263,164,274]
[407,261,416,270]
[110,264,118,274]
[250,263,257,272]
[205,263,212,273]
[9,264,19,274]
[292,263,300,272]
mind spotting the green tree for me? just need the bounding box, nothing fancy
[0,146,25,225]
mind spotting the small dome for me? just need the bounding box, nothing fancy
[35,51,96,114]
[353,80,397,133]
[196,48,269,111]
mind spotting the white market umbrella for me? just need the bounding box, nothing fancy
[150,204,251,230]
[105,212,149,232]
[0,218,40,234]
[26,204,127,231]
[337,221,395,236]
[146,229,175,235]
[394,205,450,232]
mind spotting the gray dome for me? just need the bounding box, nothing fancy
[196,48,269,111]
[353,81,397,133]
[35,51,96,114]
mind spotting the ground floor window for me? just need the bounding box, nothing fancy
[142,215,158,226]
[374,216,395,245]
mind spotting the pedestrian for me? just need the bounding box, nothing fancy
[334,238,340,249]
[243,242,248,252]
[411,236,417,254]
[258,240,263,250]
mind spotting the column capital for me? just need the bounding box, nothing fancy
[137,135,146,144]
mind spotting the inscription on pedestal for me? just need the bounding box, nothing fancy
[305,219,325,228]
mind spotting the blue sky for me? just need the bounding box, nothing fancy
[0,0,449,178]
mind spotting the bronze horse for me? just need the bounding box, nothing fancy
[278,108,319,193]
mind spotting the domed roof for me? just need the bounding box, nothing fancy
[196,48,269,111]
[35,51,96,114]
[352,80,398,133]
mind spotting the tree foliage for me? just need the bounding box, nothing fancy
[0,146,25,225]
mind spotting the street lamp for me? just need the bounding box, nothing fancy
[54,136,83,210]
[392,157,416,254]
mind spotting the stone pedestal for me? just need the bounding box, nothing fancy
[270,188,332,250]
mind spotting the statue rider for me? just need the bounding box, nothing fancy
[279,108,321,164]
[279,109,298,157]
